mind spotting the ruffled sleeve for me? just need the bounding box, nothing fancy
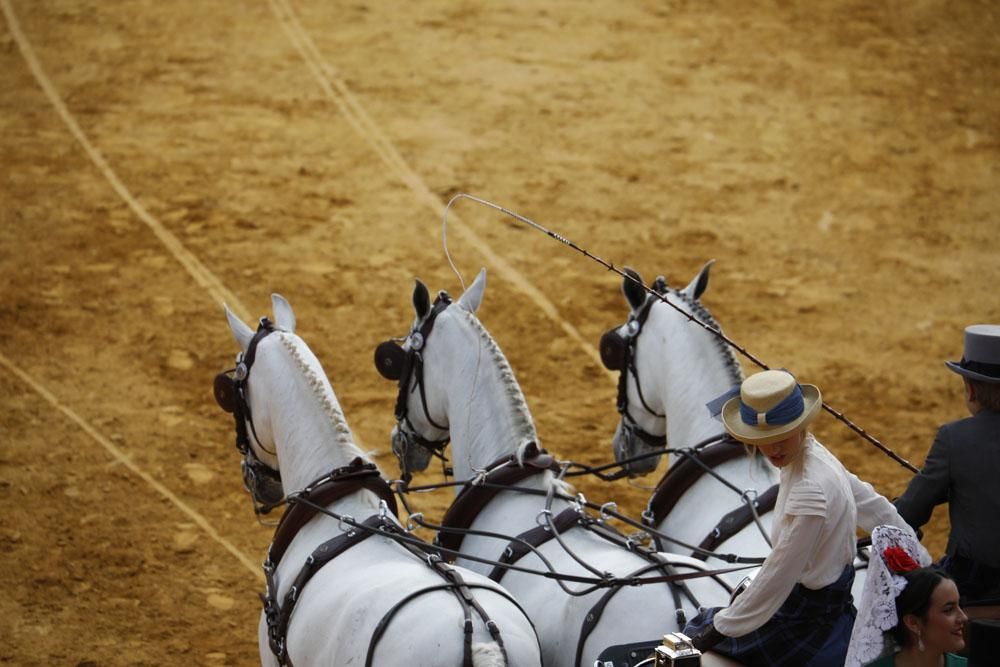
[785,478,827,517]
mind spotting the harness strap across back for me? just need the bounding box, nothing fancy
[263,514,383,664]
[487,507,582,582]
[366,521,538,667]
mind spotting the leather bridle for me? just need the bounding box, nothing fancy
[599,277,669,450]
[213,317,285,513]
[374,291,454,482]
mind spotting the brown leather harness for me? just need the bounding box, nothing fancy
[434,445,719,666]
[643,440,778,556]
[256,462,534,667]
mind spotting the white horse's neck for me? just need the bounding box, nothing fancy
[646,296,743,449]
[428,309,538,482]
[253,333,371,496]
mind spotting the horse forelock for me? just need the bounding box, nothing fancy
[455,309,537,443]
[274,333,363,458]
[667,288,743,385]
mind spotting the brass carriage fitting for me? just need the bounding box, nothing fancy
[654,632,701,667]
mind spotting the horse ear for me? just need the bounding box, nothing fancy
[622,267,646,312]
[683,259,715,301]
[271,293,296,333]
[457,268,487,313]
[225,304,254,353]
[412,279,431,320]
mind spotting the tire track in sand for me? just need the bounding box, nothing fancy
[2,0,264,579]
[0,0,250,323]
[0,351,264,582]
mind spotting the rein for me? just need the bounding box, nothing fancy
[441,193,919,474]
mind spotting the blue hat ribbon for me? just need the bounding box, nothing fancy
[706,386,740,420]
[739,383,804,426]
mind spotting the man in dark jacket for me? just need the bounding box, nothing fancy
[895,324,1000,604]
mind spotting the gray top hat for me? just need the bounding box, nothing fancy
[945,324,1000,384]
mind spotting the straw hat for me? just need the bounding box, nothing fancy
[721,370,822,446]
[945,324,1000,384]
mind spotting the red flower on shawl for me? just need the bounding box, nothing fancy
[883,545,919,574]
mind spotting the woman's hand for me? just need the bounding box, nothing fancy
[690,623,725,652]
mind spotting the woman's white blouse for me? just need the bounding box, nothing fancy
[713,435,923,637]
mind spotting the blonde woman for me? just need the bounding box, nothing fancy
[684,369,926,666]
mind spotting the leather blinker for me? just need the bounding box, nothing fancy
[374,341,407,381]
[599,329,627,371]
[214,372,238,413]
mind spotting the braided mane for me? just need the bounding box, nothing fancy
[276,332,362,457]
[457,308,538,451]
[669,288,743,385]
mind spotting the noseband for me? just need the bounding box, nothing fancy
[374,291,454,480]
[599,277,668,449]
[213,317,285,513]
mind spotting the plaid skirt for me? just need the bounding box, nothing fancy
[683,565,856,667]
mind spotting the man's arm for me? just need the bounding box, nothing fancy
[893,426,952,530]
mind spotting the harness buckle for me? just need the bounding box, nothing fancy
[406,512,423,532]
[641,507,655,526]
[599,501,617,522]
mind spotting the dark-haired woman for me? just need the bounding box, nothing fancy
[864,567,968,666]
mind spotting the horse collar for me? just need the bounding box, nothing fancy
[266,458,399,568]
[436,444,560,554]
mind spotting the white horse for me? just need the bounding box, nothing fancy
[218,294,542,667]
[600,262,869,598]
[374,270,736,667]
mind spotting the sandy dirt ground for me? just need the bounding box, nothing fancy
[2,1,998,664]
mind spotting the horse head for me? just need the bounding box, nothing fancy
[601,260,741,476]
[375,268,537,482]
[216,294,364,510]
